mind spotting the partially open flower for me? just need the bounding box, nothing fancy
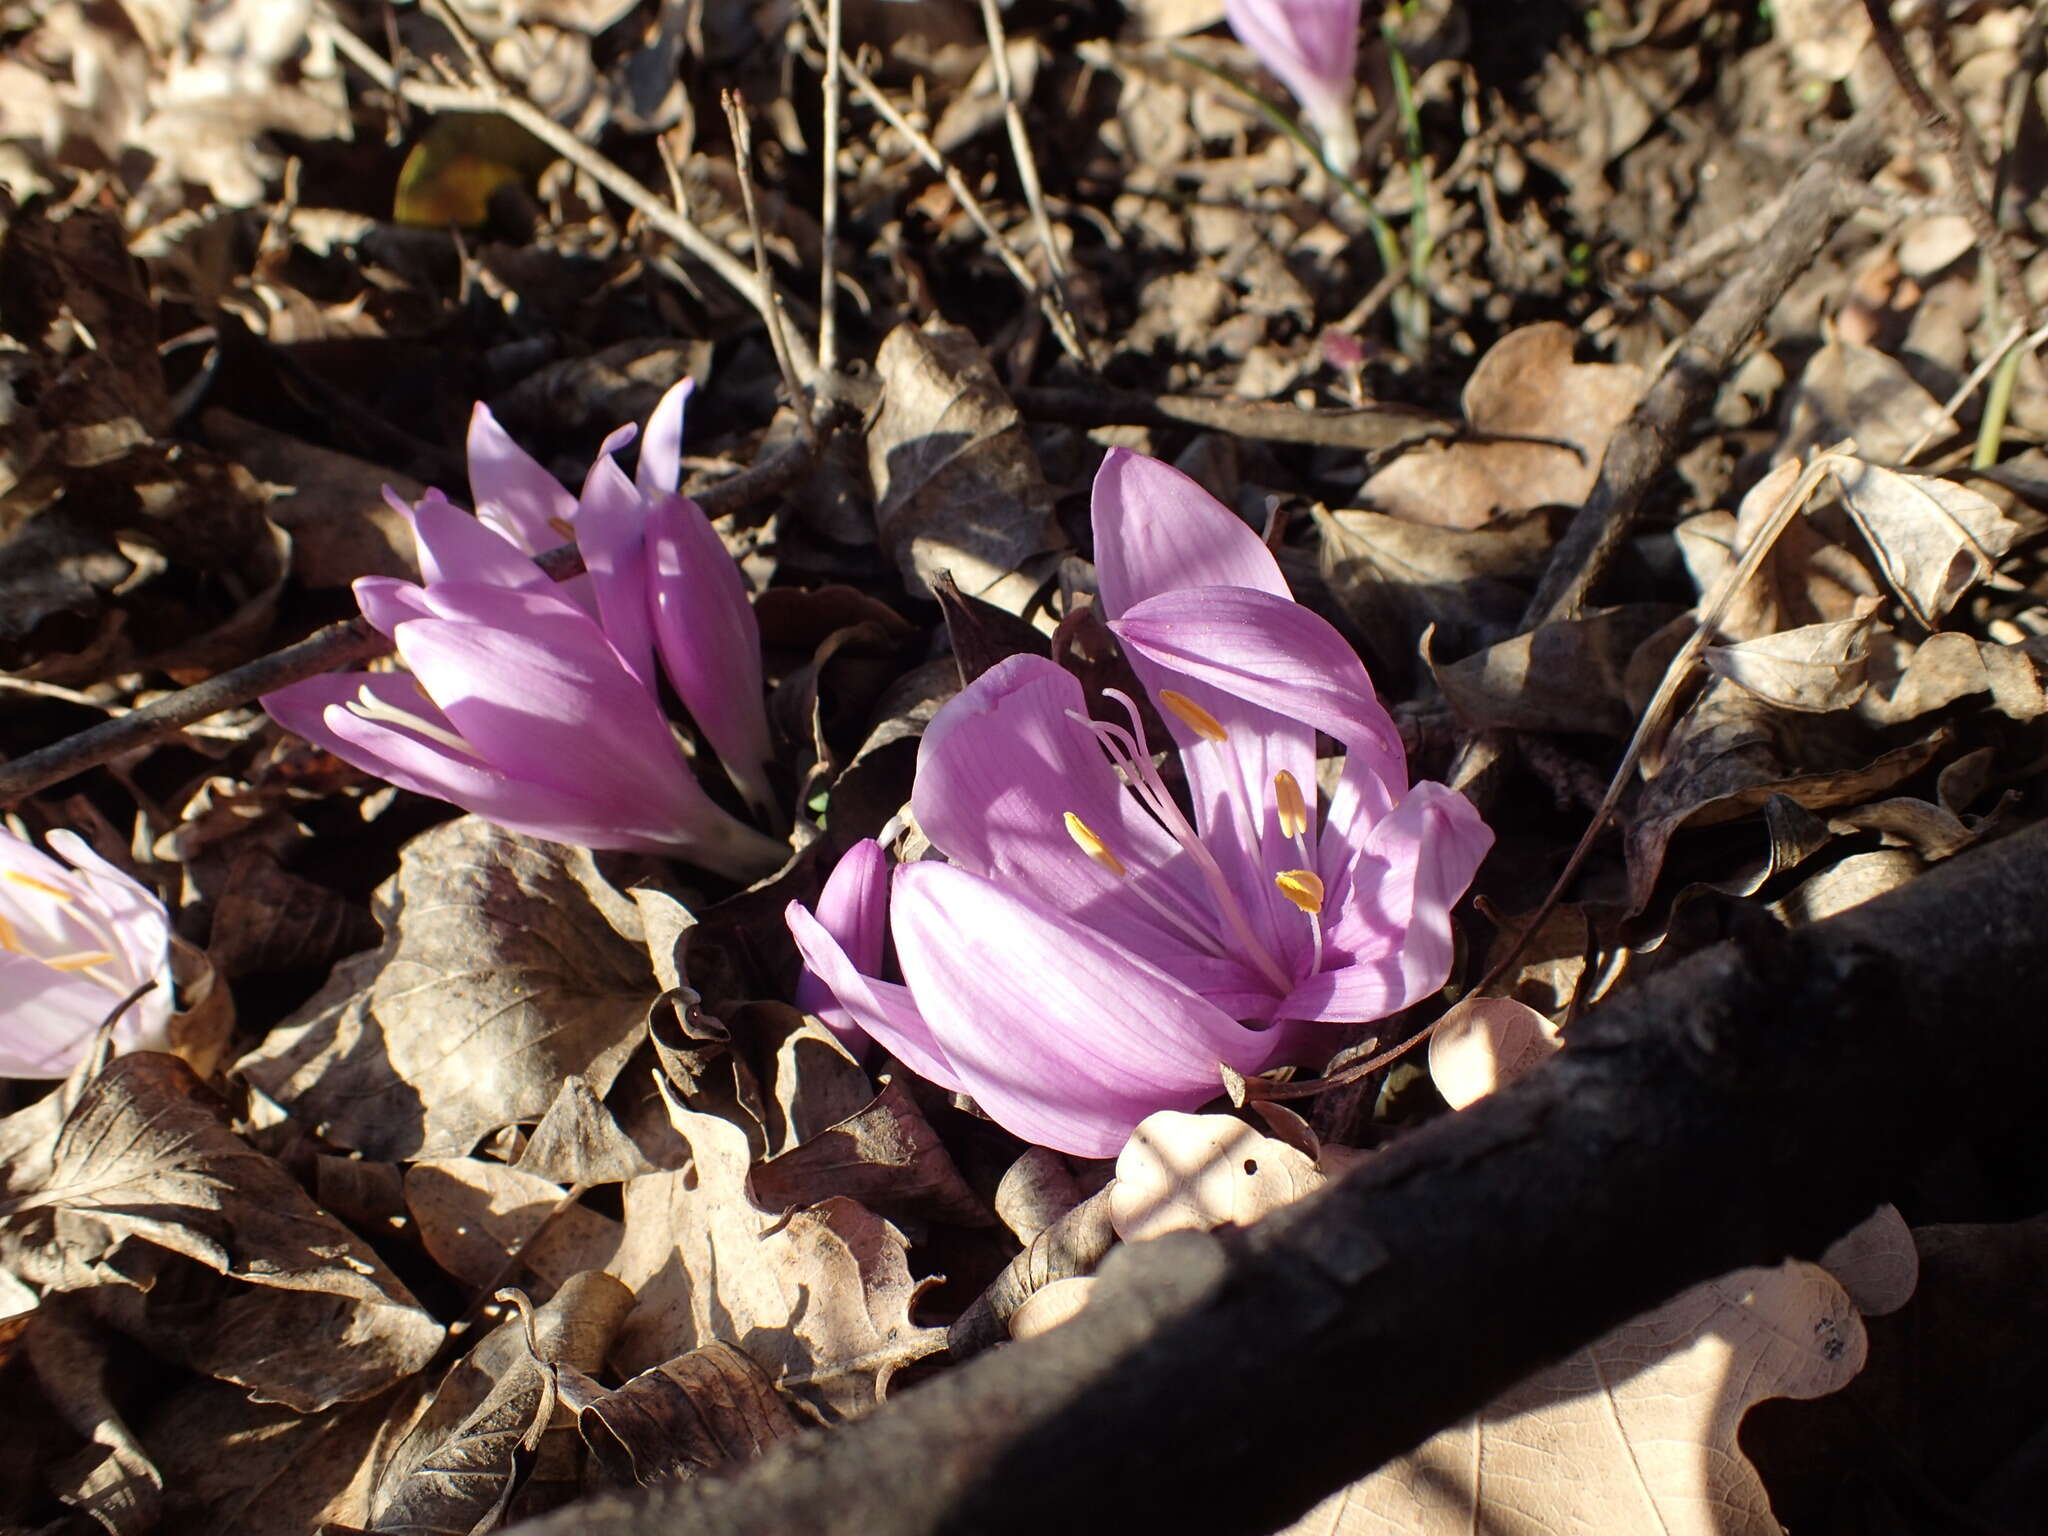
[0,828,172,1078]
[1225,0,1364,170]
[788,450,1491,1156]
[263,381,785,881]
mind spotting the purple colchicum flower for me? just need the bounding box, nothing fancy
[263,381,786,882]
[0,828,172,1078]
[788,449,1491,1157]
[1225,0,1364,171]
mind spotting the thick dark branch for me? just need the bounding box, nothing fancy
[1522,100,1893,627]
[510,816,2048,1536]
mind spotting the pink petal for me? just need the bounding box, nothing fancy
[785,899,967,1094]
[891,862,1272,1158]
[0,953,169,1077]
[910,656,1263,990]
[1285,781,1492,1023]
[792,839,890,1048]
[1089,448,1289,619]
[647,493,775,816]
[352,576,438,637]
[1224,0,1361,128]
[575,453,658,694]
[637,378,692,497]
[466,403,576,553]
[399,488,555,594]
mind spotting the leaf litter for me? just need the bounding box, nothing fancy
[0,0,2045,1528]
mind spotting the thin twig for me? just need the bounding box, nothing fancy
[977,0,1068,287]
[1859,0,2039,337]
[1012,385,1454,453]
[722,91,818,447]
[816,0,844,376]
[794,0,1090,366]
[0,441,818,807]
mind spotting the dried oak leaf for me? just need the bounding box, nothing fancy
[0,1052,441,1411]
[1703,601,1880,714]
[238,819,663,1162]
[1830,460,2020,629]
[1780,339,1954,466]
[868,320,1060,611]
[749,1079,990,1228]
[1108,1112,1323,1243]
[1427,996,1564,1110]
[607,1085,946,1419]
[1359,323,1646,529]
[404,1160,623,1292]
[1285,1260,1872,1536]
[1429,603,1686,738]
[577,1339,801,1488]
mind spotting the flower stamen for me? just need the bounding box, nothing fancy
[1063,812,1125,876]
[1275,868,1326,975]
[345,684,485,761]
[1157,689,1230,743]
[1273,770,1309,841]
[3,869,71,902]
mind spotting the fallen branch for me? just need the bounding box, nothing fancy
[0,441,814,806]
[1522,98,1893,628]
[508,815,2048,1536]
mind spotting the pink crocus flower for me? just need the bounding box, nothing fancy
[263,382,786,881]
[0,827,172,1077]
[1225,0,1364,170]
[787,450,1491,1157]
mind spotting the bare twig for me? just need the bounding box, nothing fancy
[0,442,817,806]
[1521,101,1892,628]
[977,0,1067,287]
[816,0,844,377]
[1859,0,2039,336]
[794,0,1091,367]
[1012,385,1454,454]
[722,91,817,447]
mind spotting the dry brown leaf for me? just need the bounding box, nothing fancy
[1703,602,1879,713]
[28,1300,163,1536]
[404,1160,623,1293]
[1820,1205,1919,1316]
[868,320,1060,611]
[1430,604,1685,738]
[1287,1260,1870,1535]
[238,819,662,1161]
[1109,1112,1323,1243]
[1007,1277,1100,1340]
[1831,460,2021,628]
[515,1077,660,1187]
[1780,339,1954,465]
[0,1052,442,1411]
[1359,323,1645,529]
[576,1340,801,1487]
[607,1084,946,1418]
[994,1148,1086,1246]
[748,1080,990,1227]
[1427,997,1564,1111]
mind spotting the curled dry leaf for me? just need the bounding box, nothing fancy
[994,1148,1086,1246]
[1831,460,2020,629]
[1426,996,1565,1111]
[1819,1205,1919,1316]
[607,1084,946,1418]
[1703,601,1880,713]
[1287,1260,1871,1536]
[1359,323,1646,530]
[238,819,662,1161]
[1109,1111,1323,1244]
[1430,604,1686,738]
[748,1079,990,1227]
[577,1340,801,1487]
[404,1160,623,1292]
[868,320,1060,611]
[1780,340,1953,466]
[515,1076,661,1187]
[947,1188,1119,1361]
[28,1300,163,1536]
[0,1052,442,1411]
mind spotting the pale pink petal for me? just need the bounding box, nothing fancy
[399,488,555,594]
[466,402,576,552]
[890,863,1272,1158]
[1286,782,1492,1023]
[1224,0,1362,131]
[793,839,890,1048]
[647,493,775,815]
[575,452,658,693]
[0,953,164,1077]
[637,378,692,497]
[1090,448,1289,619]
[352,576,438,637]
[785,899,967,1094]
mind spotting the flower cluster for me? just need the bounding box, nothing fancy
[0,827,172,1078]
[788,449,1490,1156]
[263,381,786,882]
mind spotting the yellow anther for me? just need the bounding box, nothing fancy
[1157,689,1230,744]
[1064,812,1127,877]
[1274,770,1308,840]
[547,515,577,542]
[41,949,115,972]
[2,868,72,902]
[1273,869,1325,915]
[0,914,19,954]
